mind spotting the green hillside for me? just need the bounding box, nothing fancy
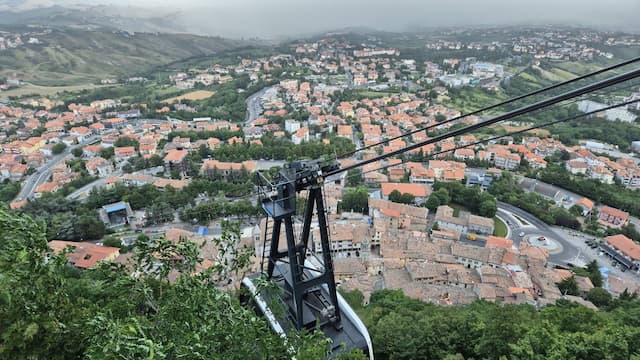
[0,29,246,86]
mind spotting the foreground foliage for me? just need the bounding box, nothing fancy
[0,207,363,359]
[348,289,640,360]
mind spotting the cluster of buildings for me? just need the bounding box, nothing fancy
[331,194,592,306]
[578,100,637,123]
[564,146,640,187]
[170,68,233,89]
[422,27,634,62]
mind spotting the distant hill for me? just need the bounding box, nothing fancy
[0,28,248,86]
[0,4,188,33]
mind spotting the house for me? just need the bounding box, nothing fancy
[85,157,114,177]
[409,166,435,184]
[34,182,59,198]
[574,197,594,216]
[467,215,495,235]
[291,127,309,145]
[485,236,513,250]
[114,146,137,162]
[163,149,189,176]
[69,126,92,141]
[49,241,120,269]
[453,148,475,161]
[435,205,494,235]
[428,160,466,182]
[337,125,353,139]
[602,234,640,270]
[587,165,614,184]
[493,152,520,170]
[598,206,629,229]
[434,205,467,234]
[565,160,588,175]
[369,197,429,231]
[201,159,257,179]
[82,145,103,158]
[466,172,494,191]
[380,182,432,204]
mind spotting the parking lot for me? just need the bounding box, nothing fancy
[554,227,640,282]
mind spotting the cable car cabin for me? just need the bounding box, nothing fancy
[241,161,373,359]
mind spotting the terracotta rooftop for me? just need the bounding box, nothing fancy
[381,182,432,197]
[605,234,640,260]
[49,241,120,269]
[600,206,629,221]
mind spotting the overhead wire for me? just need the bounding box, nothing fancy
[337,56,640,159]
[224,65,640,202]
[344,98,640,183]
[329,67,640,177]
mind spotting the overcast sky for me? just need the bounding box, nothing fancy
[3,0,640,38]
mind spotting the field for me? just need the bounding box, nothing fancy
[498,125,550,136]
[0,83,109,98]
[162,90,215,104]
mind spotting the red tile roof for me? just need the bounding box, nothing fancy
[49,241,120,269]
[600,206,629,221]
[605,234,640,260]
[381,183,432,197]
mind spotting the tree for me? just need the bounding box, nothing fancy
[388,190,414,204]
[346,169,363,187]
[586,288,612,308]
[432,188,450,205]
[585,260,603,287]
[478,199,497,218]
[0,207,349,359]
[71,147,84,158]
[558,276,580,296]
[99,147,115,160]
[425,195,441,211]
[569,204,584,217]
[340,187,369,214]
[113,137,140,150]
[102,236,122,248]
[52,142,67,155]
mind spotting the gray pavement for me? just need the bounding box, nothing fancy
[15,135,100,201]
[245,86,272,125]
[498,201,640,284]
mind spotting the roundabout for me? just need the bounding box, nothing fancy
[523,234,563,254]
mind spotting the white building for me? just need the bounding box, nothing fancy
[285,119,301,133]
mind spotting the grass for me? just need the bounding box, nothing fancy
[493,217,508,237]
[0,83,110,97]
[162,90,216,104]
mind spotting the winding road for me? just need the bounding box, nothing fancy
[245,86,273,125]
[15,135,100,201]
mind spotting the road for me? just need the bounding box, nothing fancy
[245,86,273,125]
[345,69,354,89]
[66,171,123,201]
[15,135,100,201]
[519,176,640,231]
[497,201,580,264]
[498,201,640,282]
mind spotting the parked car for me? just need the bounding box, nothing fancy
[519,232,525,237]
